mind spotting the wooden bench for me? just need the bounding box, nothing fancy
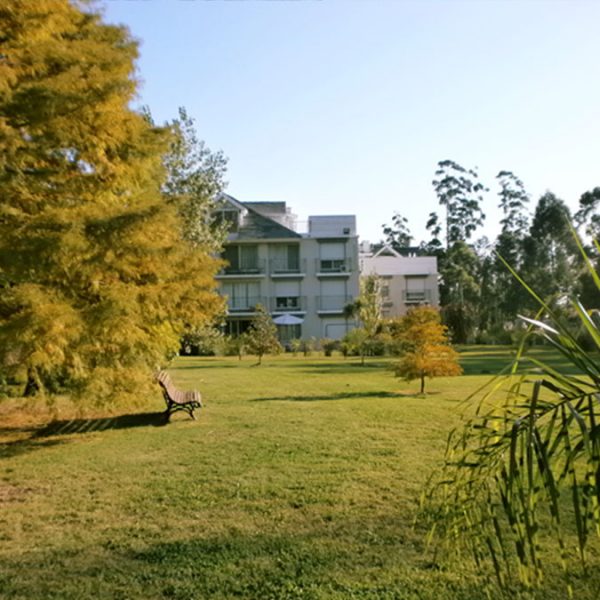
[156,370,202,421]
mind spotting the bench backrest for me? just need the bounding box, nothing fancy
[156,370,201,406]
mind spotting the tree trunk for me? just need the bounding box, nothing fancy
[23,367,40,397]
[420,372,425,395]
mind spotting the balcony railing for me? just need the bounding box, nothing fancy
[317,295,353,312]
[403,289,432,303]
[219,259,266,276]
[269,258,306,275]
[316,258,352,274]
[226,296,266,312]
[270,296,306,312]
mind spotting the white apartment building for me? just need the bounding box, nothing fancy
[215,195,360,342]
[359,243,439,318]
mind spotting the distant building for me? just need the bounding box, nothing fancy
[215,194,360,343]
[359,243,439,318]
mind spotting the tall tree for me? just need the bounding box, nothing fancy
[161,107,229,253]
[496,170,530,235]
[439,241,481,343]
[381,212,412,250]
[422,211,444,256]
[575,186,600,239]
[0,1,223,402]
[489,171,531,334]
[522,192,578,306]
[432,160,488,248]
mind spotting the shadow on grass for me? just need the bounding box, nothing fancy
[459,349,585,376]
[35,411,169,437]
[296,361,393,375]
[171,362,241,369]
[251,390,414,402]
[0,412,168,459]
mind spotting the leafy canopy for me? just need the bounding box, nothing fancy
[0,0,224,403]
[392,306,462,394]
[244,305,282,365]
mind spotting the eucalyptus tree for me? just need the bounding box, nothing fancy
[432,159,488,248]
[381,212,412,250]
[522,192,578,307]
[575,187,600,308]
[420,211,445,256]
[491,171,531,332]
[439,241,481,343]
[575,186,600,239]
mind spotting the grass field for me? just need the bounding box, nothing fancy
[0,348,598,599]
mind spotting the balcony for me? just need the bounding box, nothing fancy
[317,295,353,314]
[403,289,432,304]
[315,258,352,276]
[269,258,306,277]
[270,296,306,313]
[226,296,266,313]
[216,259,266,278]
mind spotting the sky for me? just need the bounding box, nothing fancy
[101,0,600,245]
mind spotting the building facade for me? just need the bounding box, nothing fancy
[359,243,439,318]
[216,195,360,342]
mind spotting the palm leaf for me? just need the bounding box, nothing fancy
[422,226,600,591]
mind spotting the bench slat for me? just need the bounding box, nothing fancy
[156,370,202,421]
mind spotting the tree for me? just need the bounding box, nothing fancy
[496,170,530,235]
[381,212,412,250]
[420,211,444,256]
[424,233,600,592]
[521,192,578,307]
[575,186,600,239]
[432,160,488,248]
[439,241,481,343]
[0,1,224,403]
[244,305,282,365]
[486,171,531,338]
[344,275,383,364]
[392,306,462,394]
[160,106,229,253]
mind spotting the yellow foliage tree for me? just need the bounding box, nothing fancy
[392,306,462,394]
[0,1,224,403]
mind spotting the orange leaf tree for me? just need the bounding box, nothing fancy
[392,306,462,394]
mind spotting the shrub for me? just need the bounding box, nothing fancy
[320,338,339,357]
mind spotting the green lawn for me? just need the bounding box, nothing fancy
[0,350,598,599]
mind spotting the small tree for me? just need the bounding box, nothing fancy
[289,338,302,356]
[393,306,462,394]
[244,305,282,365]
[344,275,383,365]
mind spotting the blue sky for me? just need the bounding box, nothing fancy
[102,0,600,245]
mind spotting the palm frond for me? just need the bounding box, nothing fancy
[422,227,600,591]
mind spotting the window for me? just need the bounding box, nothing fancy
[222,282,260,311]
[213,210,239,232]
[222,245,260,273]
[271,244,300,272]
[276,296,300,309]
